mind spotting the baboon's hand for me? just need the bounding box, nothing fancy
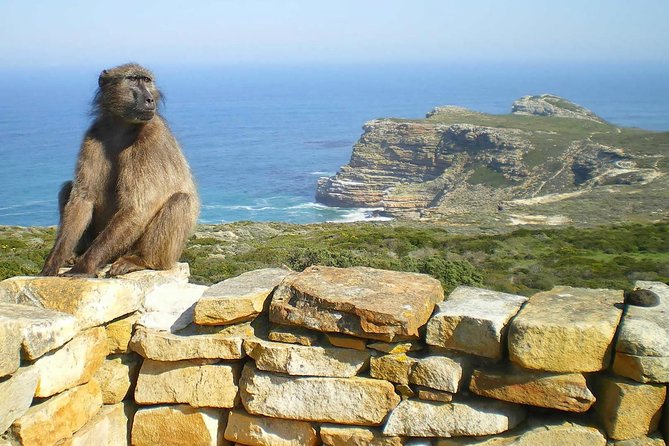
[66,260,97,277]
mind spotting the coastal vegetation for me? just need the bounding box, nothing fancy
[2,221,667,296]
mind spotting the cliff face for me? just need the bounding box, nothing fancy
[316,95,668,225]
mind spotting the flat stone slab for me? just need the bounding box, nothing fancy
[0,302,78,361]
[132,405,222,446]
[435,418,606,445]
[134,359,241,408]
[269,266,444,341]
[224,409,318,446]
[383,397,526,437]
[194,268,291,325]
[244,338,371,377]
[105,312,139,354]
[67,403,128,446]
[137,282,207,332]
[613,281,669,383]
[0,367,38,433]
[370,353,466,393]
[8,379,102,446]
[268,324,321,346]
[426,286,527,359]
[593,374,667,441]
[469,364,595,412]
[32,326,107,397]
[320,424,404,446]
[508,286,623,372]
[0,308,22,377]
[131,322,254,361]
[240,364,400,425]
[0,276,143,330]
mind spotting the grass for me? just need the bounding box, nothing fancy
[4,221,665,297]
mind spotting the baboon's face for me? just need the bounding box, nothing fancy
[98,64,161,123]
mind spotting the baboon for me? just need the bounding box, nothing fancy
[40,63,199,277]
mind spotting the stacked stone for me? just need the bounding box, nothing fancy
[2,264,669,445]
[0,264,194,445]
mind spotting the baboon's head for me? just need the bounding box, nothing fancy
[94,63,161,123]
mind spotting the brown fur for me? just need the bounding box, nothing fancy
[41,63,199,277]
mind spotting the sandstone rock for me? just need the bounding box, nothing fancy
[613,281,669,383]
[425,286,527,359]
[409,355,466,393]
[105,312,139,354]
[137,282,207,332]
[194,268,290,325]
[395,384,415,399]
[368,341,421,354]
[508,286,623,372]
[268,324,320,346]
[0,302,78,361]
[9,379,102,446]
[134,359,240,408]
[370,353,466,392]
[593,374,666,440]
[416,386,453,403]
[613,353,669,384]
[66,403,128,446]
[93,355,141,404]
[325,333,368,350]
[608,434,667,446]
[244,338,370,377]
[0,276,142,329]
[270,266,443,341]
[370,353,417,385]
[0,367,38,433]
[469,364,595,412]
[435,418,606,445]
[32,326,107,397]
[320,424,404,446]
[131,322,253,361]
[0,312,21,377]
[118,262,190,290]
[240,364,400,425]
[131,405,221,446]
[223,409,318,446]
[383,397,525,437]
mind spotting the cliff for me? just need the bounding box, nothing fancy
[316,95,668,227]
[1,265,668,444]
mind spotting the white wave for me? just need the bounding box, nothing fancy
[203,204,278,211]
[309,171,334,176]
[328,207,393,223]
[286,202,330,210]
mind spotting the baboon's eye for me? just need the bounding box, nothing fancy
[142,76,152,83]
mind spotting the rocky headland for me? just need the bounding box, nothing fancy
[316,94,668,227]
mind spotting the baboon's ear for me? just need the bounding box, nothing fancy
[98,70,109,88]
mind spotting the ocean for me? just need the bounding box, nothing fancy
[0,62,667,226]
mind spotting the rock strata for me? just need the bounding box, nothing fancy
[269,266,443,341]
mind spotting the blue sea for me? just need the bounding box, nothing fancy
[0,62,667,226]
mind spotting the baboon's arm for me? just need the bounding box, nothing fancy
[67,205,155,276]
[40,139,101,276]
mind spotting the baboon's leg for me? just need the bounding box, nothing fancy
[58,181,93,260]
[109,193,195,276]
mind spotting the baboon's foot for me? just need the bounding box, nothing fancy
[109,255,148,276]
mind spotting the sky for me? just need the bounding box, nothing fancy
[1,0,668,68]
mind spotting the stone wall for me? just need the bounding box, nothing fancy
[1,264,667,445]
